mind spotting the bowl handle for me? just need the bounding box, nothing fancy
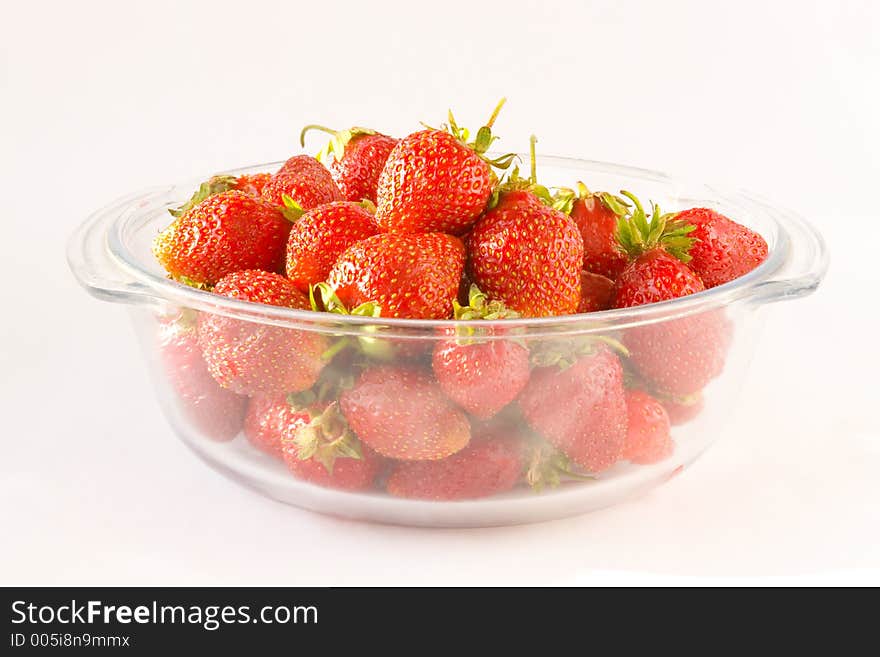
[67,188,167,306]
[745,195,829,306]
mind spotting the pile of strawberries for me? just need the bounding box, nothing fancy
[153,101,768,500]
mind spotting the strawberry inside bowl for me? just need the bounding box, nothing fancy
[68,153,827,527]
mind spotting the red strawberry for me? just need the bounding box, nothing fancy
[613,248,705,307]
[564,184,631,279]
[340,365,471,461]
[169,173,273,217]
[153,191,291,287]
[283,444,381,491]
[375,101,515,234]
[577,271,615,313]
[327,233,465,319]
[468,189,583,317]
[518,343,627,473]
[244,394,308,459]
[433,339,529,419]
[281,402,382,491]
[612,191,704,307]
[233,173,272,197]
[260,155,343,209]
[197,270,328,396]
[624,311,731,397]
[285,201,378,293]
[675,207,769,288]
[612,194,731,396]
[301,125,398,203]
[622,390,674,464]
[661,392,704,426]
[158,310,246,441]
[386,424,525,500]
[467,136,583,317]
[432,286,529,419]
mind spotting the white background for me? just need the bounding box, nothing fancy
[1,0,878,585]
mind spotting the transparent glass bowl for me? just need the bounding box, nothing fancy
[67,156,828,527]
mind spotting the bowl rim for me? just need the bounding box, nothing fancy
[74,154,827,336]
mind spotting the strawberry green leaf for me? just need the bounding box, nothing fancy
[175,274,211,290]
[615,190,696,262]
[439,98,516,170]
[287,402,363,475]
[300,124,379,164]
[169,175,238,217]
[551,187,577,215]
[309,282,381,317]
[453,285,520,321]
[526,442,596,493]
[280,194,305,222]
[598,191,631,217]
[286,389,317,410]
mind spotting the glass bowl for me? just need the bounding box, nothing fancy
[67,156,828,527]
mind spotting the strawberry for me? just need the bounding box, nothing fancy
[300,125,398,203]
[620,366,705,425]
[197,270,328,396]
[285,201,378,294]
[431,286,529,419]
[233,173,272,197]
[661,392,704,426]
[169,173,272,217]
[613,248,705,307]
[158,310,246,441]
[375,100,515,234]
[612,193,731,396]
[281,402,382,491]
[340,365,471,461]
[518,343,627,473]
[153,191,291,288]
[244,394,309,459]
[386,424,525,500]
[622,390,674,464]
[611,192,703,308]
[327,232,465,319]
[577,271,615,313]
[283,442,382,491]
[468,143,583,317]
[624,311,731,397]
[675,207,769,288]
[559,183,631,279]
[260,155,343,210]
[467,190,583,318]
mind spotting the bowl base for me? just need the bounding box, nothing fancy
[177,426,707,528]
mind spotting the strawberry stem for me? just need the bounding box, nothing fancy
[591,335,630,358]
[529,135,538,184]
[320,338,350,362]
[299,124,338,147]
